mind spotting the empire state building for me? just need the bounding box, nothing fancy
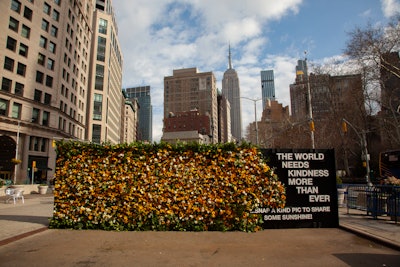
[222,46,242,141]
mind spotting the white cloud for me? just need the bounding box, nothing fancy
[185,0,302,27]
[360,9,372,18]
[222,18,261,42]
[114,0,378,142]
[381,0,400,18]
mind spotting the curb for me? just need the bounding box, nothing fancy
[339,223,400,251]
[0,227,48,247]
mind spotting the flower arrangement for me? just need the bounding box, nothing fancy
[11,158,22,164]
[50,141,286,232]
[384,176,400,186]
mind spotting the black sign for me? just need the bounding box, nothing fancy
[256,149,338,228]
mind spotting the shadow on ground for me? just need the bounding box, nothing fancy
[333,253,400,267]
[0,215,50,226]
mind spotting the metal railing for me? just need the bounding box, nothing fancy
[343,184,400,223]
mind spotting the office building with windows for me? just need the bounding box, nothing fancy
[0,0,123,184]
[121,96,138,143]
[124,86,153,142]
[86,0,123,144]
[163,68,219,143]
[0,0,95,183]
[217,93,231,143]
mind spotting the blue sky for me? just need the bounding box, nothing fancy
[113,0,399,142]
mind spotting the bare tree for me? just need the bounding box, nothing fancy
[344,17,400,150]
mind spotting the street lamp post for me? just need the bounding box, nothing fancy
[241,97,261,145]
[342,118,372,185]
[14,121,20,184]
[304,52,315,149]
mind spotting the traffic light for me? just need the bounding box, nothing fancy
[341,121,347,133]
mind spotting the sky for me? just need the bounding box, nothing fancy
[112,0,400,142]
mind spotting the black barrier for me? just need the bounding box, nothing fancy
[255,149,338,228]
[345,184,400,223]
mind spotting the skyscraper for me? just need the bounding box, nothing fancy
[290,60,309,121]
[222,46,242,141]
[218,93,231,143]
[86,0,123,144]
[124,86,153,142]
[260,70,275,109]
[163,68,218,143]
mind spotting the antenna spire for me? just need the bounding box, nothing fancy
[228,43,233,69]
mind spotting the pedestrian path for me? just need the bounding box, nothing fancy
[339,207,400,250]
[0,193,53,245]
[0,194,399,251]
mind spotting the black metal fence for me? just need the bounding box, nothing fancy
[343,184,400,223]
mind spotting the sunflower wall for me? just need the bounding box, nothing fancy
[49,142,286,232]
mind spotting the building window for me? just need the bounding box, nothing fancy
[29,136,37,150]
[23,7,33,20]
[38,53,45,65]
[6,37,17,51]
[42,111,50,126]
[12,102,21,119]
[34,89,42,102]
[98,19,108,34]
[17,62,26,76]
[44,93,51,105]
[93,93,103,120]
[39,36,47,48]
[32,108,40,123]
[15,82,24,95]
[45,75,53,87]
[1,78,12,92]
[9,17,19,32]
[95,64,104,90]
[54,0,61,5]
[29,136,45,151]
[41,19,49,31]
[36,71,44,84]
[50,25,58,37]
[97,36,106,62]
[11,0,21,13]
[21,25,30,39]
[48,41,56,53]
[52,10,60,21]
[47,58,55,70]
[41,138,47,152]
[43,2,51,15]
[92,124,101,143]
[0,99,8,116]
[19,43,28,57]
[4,57,15,72]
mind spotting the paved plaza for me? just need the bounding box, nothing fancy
[0,193,399,266]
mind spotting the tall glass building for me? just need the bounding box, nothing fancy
[124,86,153,142]
[261,70,275,109]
